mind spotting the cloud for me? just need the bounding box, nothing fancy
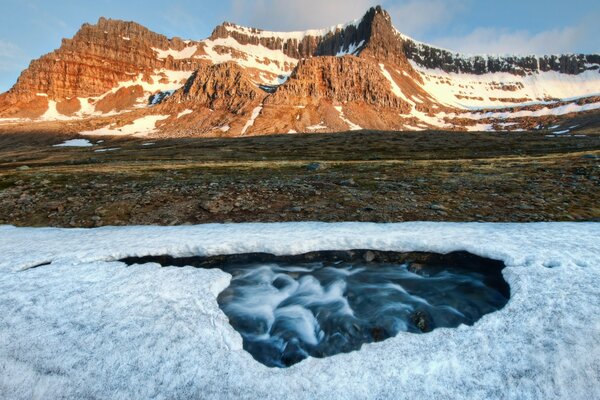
[433,22,598,55]
[0,40,25,72]
[385,0,467,36]
[226,0,467,35]
[229,0,379,31]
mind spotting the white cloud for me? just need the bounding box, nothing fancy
[227,0,467,35]
[229,0,379,31]
[433,23,597,55]
[385,0,466,36]
[0,40,25,72]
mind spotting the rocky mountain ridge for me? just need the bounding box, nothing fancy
[1,6,599,137]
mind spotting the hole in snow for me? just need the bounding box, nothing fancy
[120,250,509,368]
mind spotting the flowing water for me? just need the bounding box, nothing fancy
[215,252,509,368]
[121,251,509,368]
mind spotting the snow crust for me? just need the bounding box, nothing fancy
[0,222,599,399]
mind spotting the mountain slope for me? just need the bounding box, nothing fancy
[1,6,599,137]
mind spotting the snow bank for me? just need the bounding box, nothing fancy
[0,222,599,399]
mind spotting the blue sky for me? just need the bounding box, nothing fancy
[0,0,598,92]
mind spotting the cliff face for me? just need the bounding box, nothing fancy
[170,62,262,112]
[0,6,599,135]
[267,56,411,112]
[8,19,164,100]
[403,39,600,76]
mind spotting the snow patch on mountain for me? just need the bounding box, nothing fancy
[411,61,600,109]
[80,115,170,137]
[334,106,362,131]
[152,46,198,60]
[241,105,263,135]
[199,37,298,84]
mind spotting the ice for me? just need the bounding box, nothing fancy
[52,139,94,148]
[0,222,598,399]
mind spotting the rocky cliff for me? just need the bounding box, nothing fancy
[1,6,599,136]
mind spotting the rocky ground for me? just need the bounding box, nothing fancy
[0,130,598,227]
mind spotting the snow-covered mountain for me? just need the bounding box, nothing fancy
[1,6,598,137]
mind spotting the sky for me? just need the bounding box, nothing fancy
[0,0,598,92]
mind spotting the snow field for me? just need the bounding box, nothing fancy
[0,222,598,399]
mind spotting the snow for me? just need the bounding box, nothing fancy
[445,101,600,120]
[402,124,425,131]
[39,100,72,121]
[177,109,194,118]
[307,122,328,131]
[80,115,170,137]
[0,222,598,399]
[379,63,415,106]
[334,106,362,131]
[108,70,191,98]
[221,18,363,42]
[466,123,495,132]
[241,105,262,135]
[336,40,365,57]
[404,109,453,129]
[199,37,297,84]
[152,46,198,60]
[411,61,600,109]
[94,148,121,153]
[52,139,94,148]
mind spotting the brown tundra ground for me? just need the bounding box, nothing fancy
[0,129,599,227]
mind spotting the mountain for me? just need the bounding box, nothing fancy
[1,6,599,137]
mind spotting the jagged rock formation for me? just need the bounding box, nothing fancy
[267,56,411,111]
[170,62,262,112]
[0,6,599,136]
